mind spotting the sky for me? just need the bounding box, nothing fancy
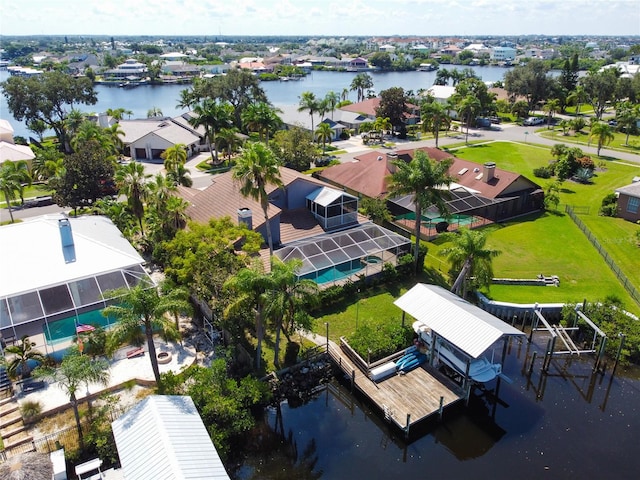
[1,0,639,37]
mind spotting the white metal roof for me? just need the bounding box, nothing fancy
[306,186,356,207]
[394,283,524,359]
[0,214,144,299]
[112,395,230,480]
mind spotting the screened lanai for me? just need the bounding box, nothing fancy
[306,187,358,231]
[274,223,411,285]
[0,215,151,354]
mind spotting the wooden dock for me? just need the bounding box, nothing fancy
[327,342,463,433]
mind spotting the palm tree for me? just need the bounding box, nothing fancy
[265,259,319,367]
[34,348,109,450]
[3,336,45,380]
[421,102,449,148]
[350,73,373,103]
[1,159,31,206]
[224,262,273,370]
[440,228,501,299]
[616,101,640,146]
[176,88,197,110]
[567,86,589,116]
[189,99,234,163]
[102,282,190,385]
[315,122,333,156]
[589,122,615,155]
[387,150,454,273]
[1,161,26,222]
[456,94,481,144]
[298,92,319,133]
[161,143,188,185]
[242,102,282,143]
[324,91,340,120]
[147,106,164,118]
[115,161,151,235]
[543,99,560,129]
[64,108,85,150]
[217,127,242,161]
[232,142,284,255]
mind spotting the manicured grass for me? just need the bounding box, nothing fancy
[0,184,53,208]
[538,129,640,155]
[564,105,595,115]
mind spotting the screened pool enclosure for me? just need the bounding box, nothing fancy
[274,223,411,285]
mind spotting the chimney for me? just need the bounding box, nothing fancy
[237,208,253,230]
[58,218,76,263]
[386,152,398,174]
[483,162,496,183]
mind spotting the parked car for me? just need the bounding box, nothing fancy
[523,117,544,126]
[608,120,618,127]
[475,117,492,128]
[489,116,502,124]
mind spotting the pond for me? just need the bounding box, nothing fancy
[231,338,640,480]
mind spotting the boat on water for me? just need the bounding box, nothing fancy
[412,320,505,383]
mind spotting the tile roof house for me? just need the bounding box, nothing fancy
[277,104,369,138]
[615,180,640,223]
[118,116,204,161]
[318,146,542,236]
[339,98,420,125]
[179,166,411,283]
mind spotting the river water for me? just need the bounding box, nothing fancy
[1,66,510,140]
[233,338,640,480]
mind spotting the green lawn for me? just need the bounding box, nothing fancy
[538,129,640,155]
[0,184,53,208]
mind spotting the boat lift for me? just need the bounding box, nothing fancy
[528,304,607,372]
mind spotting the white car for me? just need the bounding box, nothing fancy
[523,117,544,126]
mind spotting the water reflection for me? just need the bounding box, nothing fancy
[233,339,640,480]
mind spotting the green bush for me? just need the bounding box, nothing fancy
[348,322,414,362]
[599,193,618,217]
[20,400,42,422]
[533,166,552,179]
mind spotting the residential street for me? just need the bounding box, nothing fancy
[2,128,639,224]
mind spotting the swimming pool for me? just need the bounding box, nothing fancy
[303,262,364,285]
[43,309,115,344]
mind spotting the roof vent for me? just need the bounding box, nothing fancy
[458,168,468,175]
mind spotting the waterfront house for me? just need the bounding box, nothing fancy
[615,180,640,222]
[0,214,151,357]
[277,104,369,139]
[103,58,148,81]
[317,147,542,237]
[339,97,420,126]
[179,166,410,283]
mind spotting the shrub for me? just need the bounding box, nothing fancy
[599,193,618,216]
[533,166,552,178]
[20,400,42,422]
[348,322,414,362]
[573,168,594,184]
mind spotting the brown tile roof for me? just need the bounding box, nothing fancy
[319,146,535,200]
[340,98,381,117]
[278,208,326,244]
[182,167,328,227]
[183,171,281,227]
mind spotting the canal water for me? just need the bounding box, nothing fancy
[1,66,510,139]
[232,337,639,480]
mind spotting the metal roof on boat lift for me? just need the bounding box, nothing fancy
[394,283,525,359]
[112,395,230,480]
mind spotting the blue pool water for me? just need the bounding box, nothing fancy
[310,263,364,285]
[44,309,114,344]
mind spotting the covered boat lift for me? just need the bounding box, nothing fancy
[394,284,525,401]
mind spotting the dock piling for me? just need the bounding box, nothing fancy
[438,396,444,421]
[528,351,537,376]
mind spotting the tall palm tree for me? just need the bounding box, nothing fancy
[440,228,501,299]
[387,150,454,273]
[1,159,31,206]
[147,106,164,118]
[242,102,282,143]
[3,336,45,380]
[315,122,333,156]
[456,94,481,144]
[102,281,190,385]
[421,102,449,148]
[64,108,85,151]
[189,99,234,163]
[176,88,197,110]
[34,348,109,450]
[1,161,25,222]
[298,92,319,133]
[350,73,373,103]
[589,122,615,156]
[324,91,340,120]
[616,101,640,146]
[543,98,560,129]
[265,259,319,367]
[161,143,188,185]
[115,161,151,235]
[567,86,589,116]
[232,142,284,255]
[217,127,242,161]
[223,262,273,371]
